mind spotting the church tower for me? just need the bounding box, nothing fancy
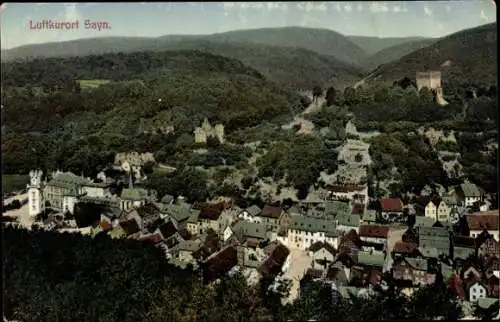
[27,169,44,217]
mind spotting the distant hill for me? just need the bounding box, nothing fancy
[360,38,437,70]
[203,27,367,66]
[360,23,497,86]
[1,35,364,90]
[347,35,431,55]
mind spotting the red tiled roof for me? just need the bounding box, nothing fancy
[203,246,238,282]
[260,205,283,219]
[380,198,403,212]
[99,220,113,231]
[340,229,362,249]
[199,203,226,221]
[392,241,419,254]
[259,244,290,279]
[327,184,366,193]
[359,225,391,238]
[119,219,140,235]
[351,203,364,215]
[466,213,499,231]
[138,233,163,244]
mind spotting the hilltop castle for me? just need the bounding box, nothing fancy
[193,118,225,144]
[415,71,448,106]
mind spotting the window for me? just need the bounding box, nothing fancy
[472,295,476,301]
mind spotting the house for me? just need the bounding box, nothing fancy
[287,215,340,250]
[484,256,500,279]
[391,241,421,260]
[238,205,262,222]
[337,229,362,260]
[472,200,491,212]
[466,280,488,302]
[477,233,500,259]
[153,221,184,249]
[124,202,162,230]
[192,229,221,262]
[202,246,239,283]
[157,203,199,230]
[196,202,228,235]
[186,211,200,236]
[466,212,499,241]
[457,181,482,207]
[351,251,384,287]
[379,198,404,221]
[160,194,174,205]
[326,183,368,203]
[120,187,150,211]
[324,262,349,288]
[485,274,500,298]
[173,239,202,266]
[117,218,140,237]
[258,243,291,280]
[402,227,419,244]
[392,257,436,286]
[228,221,273,246]
[255,205,291,233]
[413,196,437,218]
[351,203,364,216]
[436,199,452,223]
[358,225,391,254]
[335,213,361,234]
[309,241,337,270]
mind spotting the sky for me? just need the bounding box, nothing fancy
[0,1,496,50]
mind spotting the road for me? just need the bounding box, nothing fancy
[282,246,311,304]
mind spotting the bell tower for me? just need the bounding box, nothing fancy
[27,169,44,217]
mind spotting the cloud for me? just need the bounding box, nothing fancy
[344,4,352,12]
[480,9,490,21]
[299,2,328,12]
[392,5,401,12]
[369,2,389,13]
[423,5,432,16]
[223,2,236,9]
[446,5,451,12]
[357,4,363,11]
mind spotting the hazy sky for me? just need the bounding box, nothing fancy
[0,1,496,49]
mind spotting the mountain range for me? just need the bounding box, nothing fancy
[1,23,497,88]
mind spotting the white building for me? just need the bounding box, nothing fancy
[27,170,44,217]
[286,215,340,250]
[468,281,488,302]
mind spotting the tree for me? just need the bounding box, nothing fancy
[343,87,356,106]
[312,86,323,102]
[325,86,336,106]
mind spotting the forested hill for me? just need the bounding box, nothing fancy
[1,27,368,66]
[361,23,497,86]
[1,50,305,174]
[1,37,364,90]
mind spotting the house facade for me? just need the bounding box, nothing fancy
[466,212,499,241]
[358,225,391,254]
[468,281,488,302]
[379,198,404,221]
[458,181,482,207]
[286,216,339,250]
[309,242,337,270]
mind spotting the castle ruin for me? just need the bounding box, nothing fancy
[193,118,225,144]
[415,71,448,106]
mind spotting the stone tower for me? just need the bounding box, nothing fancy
[415,71,448,106]
[27,169,44,217]
[214,124,225,143]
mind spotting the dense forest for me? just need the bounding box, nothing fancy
[6,226,494,322]
[1,50,307,175]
